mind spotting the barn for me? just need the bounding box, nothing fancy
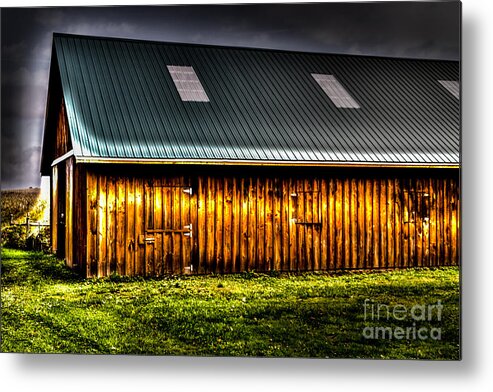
[40,33,460,278]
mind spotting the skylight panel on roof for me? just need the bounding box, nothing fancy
[311,74,360,109]
[438,80,460,99]
[167,65,209,102]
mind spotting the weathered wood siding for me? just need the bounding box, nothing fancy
[50,99,73,257]
[56,99,72,158]
[73,162,87,271]
[64,157,74,268]
[51,165,58,253]
[78,166,460,277]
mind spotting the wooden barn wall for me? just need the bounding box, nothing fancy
[50,99,73,257]
[55,99,72,158]
[80,166,460,277]
[64,157,74,268]
[73,163,87,273]
[51,157,75,266]
[51,165,58,254]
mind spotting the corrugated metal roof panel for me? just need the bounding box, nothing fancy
[52,33,460,165]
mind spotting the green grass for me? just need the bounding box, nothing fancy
[1,248,460,359]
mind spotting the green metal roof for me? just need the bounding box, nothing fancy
[42,33,460,171]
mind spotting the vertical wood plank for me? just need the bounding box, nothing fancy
[215,178,224,273]
[143,180,153,276]
[386,179,394,268]
[304,179,313,270]
[125,177,135,276]
[415,179,423,267]
[402,180,410,268]
[357,179,365,269]
[328,178,336,270]
[154,180,163,276]
[256,178,265,271]
[175,179,184,274]
[350,178,358,269]
[65,159,73,268]
[343,178,351,268]
[197,177,206,273]
[106,176,116,275]
[175,179,182,274]
[288,177,297,271]
[335,179,343,269]
[116,178,126,275]
[429,178,437,267]
[231,177,240,273]
[240,177,249,272]
[422,179,431,266]
[455,178,460,265]
[165,183,173,273]
[51,166,58,255]
[248,177,257,271]
[190,177,199,274]
[281,178,290,271]
[72,165,83,273]
[372,179,380,268]
[394,179,402,268]
[450,177,457,266]
[181,177,192,274]
[443,178,450,265]
[206,177,215,273]
[97,175,107,277]
[311,178,320,271]
[296,179,305,270]
[224,177,232,273]
[320,178,328,271]
[134,177,145,276]
[87,171,98,277]
[409,179,417,267]
[437,178,443,266]
[364,179,373,269]
[273,177,282,271]
[378,178,386,269]
[265,178,274,271]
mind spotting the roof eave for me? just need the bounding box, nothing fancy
[72,156,460,169]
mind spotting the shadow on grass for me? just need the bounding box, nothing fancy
[1,248,81,284]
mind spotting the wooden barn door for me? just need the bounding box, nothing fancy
[403,181,431,267]
[292,181,322,270]
[144,182,193,275]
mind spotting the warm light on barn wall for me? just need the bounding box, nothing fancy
[290,192,298,223]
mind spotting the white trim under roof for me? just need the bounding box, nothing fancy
[73,155,459,169]
[51,150,74,167]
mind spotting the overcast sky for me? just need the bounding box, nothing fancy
[1,1,460,189]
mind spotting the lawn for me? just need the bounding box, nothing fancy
[0,248,460,359]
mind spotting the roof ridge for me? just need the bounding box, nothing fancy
[52,32,460,63]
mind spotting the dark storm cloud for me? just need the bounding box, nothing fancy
[1,2,460,189]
